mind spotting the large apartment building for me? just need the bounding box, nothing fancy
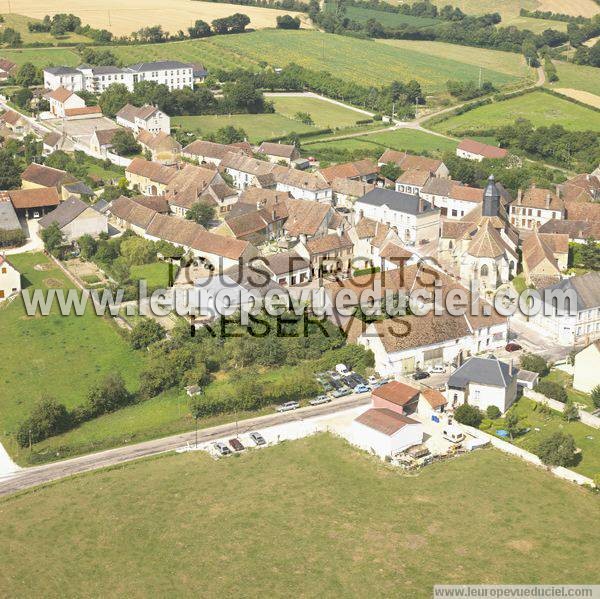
[44,61,194,94]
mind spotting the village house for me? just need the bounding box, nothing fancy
[446,356,518,413]
[296,228,354,277]
[109,195,161,236]
[330,178,375,209]
[3,188,61,219]
[125,158,177,196]
[261,250,311,286]
[378,150,449,178]
[164,164,225,218]
[90,128,122,159]
[531,271,600,346]
[0,195,21,236]
[372,381,420,415]
[220,152,278,190]
[558,173,600,203]
[116,104,170,135]
[216,204,287,245]
[538,219,600,243]
[197,183,238,215]
[42,131,69,156]
[43,66,85,92]
[257,142,300,165]
[0,110,30,137]
[509,186,565,230]
[521,230,568,287]
[349,217,407,271]
[20,163,76,191]
[182,140,249,166]
[354,187,440,246]
[318,159,379,184]
[0,58,16,80]
[61,181,94,203]
[573,341,600,394]
[283,198,332,240]
[417,388,448,417]
[137,130,181,164]
[395,169,431,196]
[0,254,21,300]
[420,178,486,220]
[44,87,86,118]
[456,139,508,162]
[38,197,108,241]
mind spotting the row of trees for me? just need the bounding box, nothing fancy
[98,78,272,118]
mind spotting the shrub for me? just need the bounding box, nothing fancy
[591,385,600,409]
[479,418,493,430]
[520,354,549,375]
[130,318,166,350]
[486,405,501,419]
[16,398,72,447]
[86,373,133,417]
[454,403,483,427]
[537,432,578,467]
[535,380,568,403]
[562,401,579,422]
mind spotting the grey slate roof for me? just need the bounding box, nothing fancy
[448,356,515,389]
[128,60,192,72]
[540,271,600,312]
[38,197,89,229]
[45,66,81,75]
[0,200,21,231]
[63,181,94,196]
[357,187,436,215]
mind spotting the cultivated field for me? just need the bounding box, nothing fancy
[554,88,600,109]
[536,0,599,18]
[429,0,598,19]
[269,95,370,129]
[0,253,144,462]
[304,128,459,159]
[173,113,315,143]
[1,436,599,596]
[3,0,311,36]
[430,90,600,134]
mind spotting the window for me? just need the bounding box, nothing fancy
[480,264,489,277]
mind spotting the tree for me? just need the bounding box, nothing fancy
[10,87,33,109]
[0,149,21,189]
[486,405,501,420]
[188,19,212,38]
[563,401,579,422]
[40,222,65,254]
[294,111,313,125]
[213,125,246,144]
[130,318,166,350]
[1,27,23,47]
[99,83,132,118]
[120,236,155,266]
[80,47,118,67]
[454,403,483,427]
[505,410,519,439]
[579,238,600,271]
[14,62,39,87]
[222,80,266,113]
[16,397,72,447]
[186,202,215,227]
[111,129,141,156]
[537,432,578,467]
[87,373,132,416]
[380,163,402,182]
[535,380,568,403]
[276,14,301,29]
[520,353,549,375]
[78,234,97,260]
[592,385,600,410]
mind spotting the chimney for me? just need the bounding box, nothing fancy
[256,201,261,211]
[272,209,276,221]
[300,233,307,245]
[418,193,424,213]
[545,193,551,209]
[336,225,343,238]
[555,185,561,199]
[517,189,522,204]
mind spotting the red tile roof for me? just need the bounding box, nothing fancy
[372,381,420,407]
[355,408,419,436]
[458,139,508,159]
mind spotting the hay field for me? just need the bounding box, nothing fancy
[554,88,600,109]
[536,0,599,17]
[2,0,311,36]
[430,0,598,19]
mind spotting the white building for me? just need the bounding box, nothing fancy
[532,271,600,346]
[44,60,194,94]
[354,187,440,246]
[446,356,518,414]
[509,187,565,230]
[351,408,424,459]
[456,139,508,162]
[44,87,86,118]
[38,197,108,242]
[0,255,21,300]
[573,341,600,394]
[420,178,484,220]
[116,104,170,135]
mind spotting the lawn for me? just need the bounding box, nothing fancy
[130,262,172,289]
[0,45,80,68]
[172,113,315,143]
[0,253,145,462]
[488,397,600,478]
[339,5,441,28]
[542,370,595,412]
[430,90,600,134]
[1,436,599,596]
[269,96,370,129]
[0,13,92,45]
[304,128,458,160]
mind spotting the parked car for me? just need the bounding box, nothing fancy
[427,364,446,374]
[354,384,371,394]
[332,387,351,398]
[368,375,378,385]
[413,370,430,380]
[505,342,522,352]
[310,395,331,406]
[229,438,244,452]
[335,363,350,375]
[214,441,231,456]
[276,401,300,412]
[249,432,266,446]
[329,378,342,390]
[354,375,368,386]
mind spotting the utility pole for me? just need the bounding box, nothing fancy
[478,66,482,88]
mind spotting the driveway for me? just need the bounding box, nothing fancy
[5,218,43,255]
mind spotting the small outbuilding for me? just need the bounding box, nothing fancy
[38,197,108,241]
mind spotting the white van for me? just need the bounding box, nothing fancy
[335,363,349,375]
[442,424,465,444]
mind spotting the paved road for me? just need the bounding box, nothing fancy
[0,394,371,498]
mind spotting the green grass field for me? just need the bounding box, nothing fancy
[542,370,595,412]
[304,128,458,159]
[173,113,315,143]
[1,435,599,596]
[0,45,80,67]
[0,253,144,462]
[488,397,600,478]
[130,262,171,289]
[551,61,600,98]
[269,95,369,128]
[430,90,600,134]
[339,5,441,27]
[0,13,93,45]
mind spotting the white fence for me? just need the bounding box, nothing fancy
[461,424,595,488]
[106,151,132,168]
